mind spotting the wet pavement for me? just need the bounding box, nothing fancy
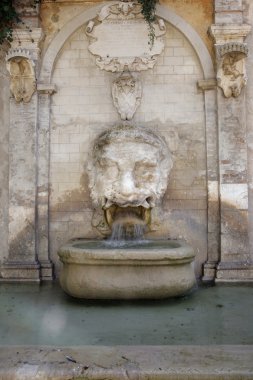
[0,282,253,346]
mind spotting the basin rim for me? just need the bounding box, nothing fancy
[58,239,195,265]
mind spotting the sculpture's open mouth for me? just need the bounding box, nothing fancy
[103,204,151,228]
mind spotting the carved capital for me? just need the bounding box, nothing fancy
[5,28,43,103]
[216,42,248,61]
[210,24,251,98]
[216,43,248,98]
[8,28,43,61]
[210,24,251,44]
[6,48,33,62]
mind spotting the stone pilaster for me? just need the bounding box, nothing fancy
[37,84,56,280]
[1,29,43,282]
[198,80,220,282]
[245,1,253,280]
[0,46,10,269]
[211,0,253,282]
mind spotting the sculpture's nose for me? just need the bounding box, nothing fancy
[119,172,136,197]
[115,171,141,205]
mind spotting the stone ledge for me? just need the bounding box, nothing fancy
[37,83,57,94]
[216,262,253,282]
[210,24,251,44]
[0,345,253,379]
[0,262,41,282]
[197,79,217,91]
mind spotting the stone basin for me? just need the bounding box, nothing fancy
[58,239,196,299]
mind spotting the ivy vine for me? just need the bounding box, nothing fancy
[0,0,40,46]
[137,0,158,47]
[0,1,19,44]
[0,0,158,47]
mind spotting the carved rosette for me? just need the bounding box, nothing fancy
[6,49,36,103]
[216,42,248,98]
[112,72,142,120]
[86,1,166,73]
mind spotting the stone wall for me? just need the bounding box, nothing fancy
[0,0,253,284]
[40,0,214,56]
[49,23,207,276]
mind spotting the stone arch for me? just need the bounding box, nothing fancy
[39,4,214,83]
[37,3,218,280]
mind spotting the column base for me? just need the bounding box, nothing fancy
[215,261,253,283]
[0,262,41,282]
[40,260,54,280]
[202,261,217,282]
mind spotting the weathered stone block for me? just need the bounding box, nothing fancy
[215,12,243,25]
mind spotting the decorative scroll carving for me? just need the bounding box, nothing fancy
[216,42,248,98]
[86,1,166,72]
[112,72,142,120]
[95,1,143,22]
[6,49,36,103]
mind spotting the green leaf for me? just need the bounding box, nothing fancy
[0,0,42,45]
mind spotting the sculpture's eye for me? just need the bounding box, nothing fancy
[98,158,118,178]
[134,162,156,184]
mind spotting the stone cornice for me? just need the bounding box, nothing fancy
[8,28,44,60]
[197,79,217,91]
[210,24,251,44]
[11,28,43,45]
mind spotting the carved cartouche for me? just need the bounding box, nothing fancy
[112,72,142,120]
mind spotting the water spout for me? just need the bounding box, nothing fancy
[105,211,147,247]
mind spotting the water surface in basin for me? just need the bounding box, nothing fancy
[72,240,181,250]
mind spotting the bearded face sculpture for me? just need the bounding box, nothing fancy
[88,125,173,227]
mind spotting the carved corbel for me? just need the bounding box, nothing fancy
[210,24,251,98]
[6,49,36,103]
[37,83,57,95]
[216,42,248,98]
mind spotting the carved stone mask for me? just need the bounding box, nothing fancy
[88,125,173,227]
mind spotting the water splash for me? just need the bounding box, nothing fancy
[105,212,148,248]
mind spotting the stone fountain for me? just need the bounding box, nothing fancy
[58,125,196,299]
[57,1,195,299]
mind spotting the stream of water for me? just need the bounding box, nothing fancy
[105,213,147,247]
